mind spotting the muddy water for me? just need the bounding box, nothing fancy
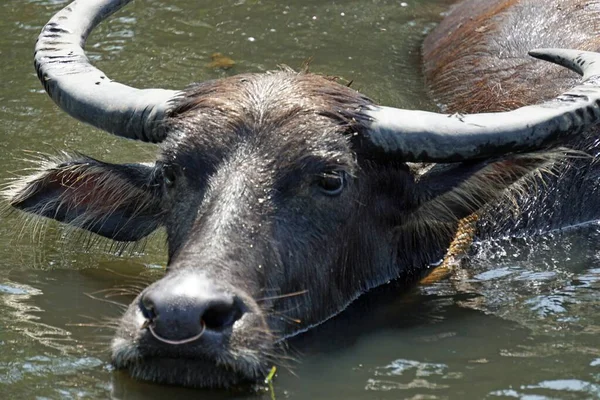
[1,0,600,399]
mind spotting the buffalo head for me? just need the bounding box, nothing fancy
[5,0,600,388]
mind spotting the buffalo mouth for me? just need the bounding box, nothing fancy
[111,348,264,388]
[110,297,276,389]
[111,333,272,389]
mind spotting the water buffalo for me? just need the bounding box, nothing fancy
[4,0,600,389]
[424,0,600,238]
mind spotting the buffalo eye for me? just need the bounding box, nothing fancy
[162,164,178,188]
[317,170,346,196]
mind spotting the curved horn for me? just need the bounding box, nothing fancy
[35,0,181,142]
[362,49,600,162]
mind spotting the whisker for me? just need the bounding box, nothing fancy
[88,287,133,295]
[66,322,119,329]
[67,314,121,329]
[84,292,128,310]
[103,268,159,283]
[271,312,302,324]
[256,289,308,303]
[103,290,140,298]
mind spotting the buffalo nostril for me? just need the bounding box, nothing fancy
[139,295,157,321]
[202,297,245,331]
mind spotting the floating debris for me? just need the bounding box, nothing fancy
[207,52,236,70]
[264,366,277,400]
[264,365,277,384]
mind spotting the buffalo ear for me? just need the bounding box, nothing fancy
[413,150,565,224]
[4,155,163,242]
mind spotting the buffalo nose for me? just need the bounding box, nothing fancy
[139,274,246,343]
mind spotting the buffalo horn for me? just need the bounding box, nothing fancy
[362,49,600,162]
[35,0,180,142]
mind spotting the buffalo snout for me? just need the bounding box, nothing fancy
[139,273,247,346]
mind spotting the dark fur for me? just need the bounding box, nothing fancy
[5,2,598,389]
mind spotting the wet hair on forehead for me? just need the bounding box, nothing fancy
[170,70,371,118]
[158,71,369,181]
[166,71,372,143]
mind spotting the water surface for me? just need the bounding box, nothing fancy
[1,0,600,399]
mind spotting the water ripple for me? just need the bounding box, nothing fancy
[490,379,600,399]
[365,359,456,392]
